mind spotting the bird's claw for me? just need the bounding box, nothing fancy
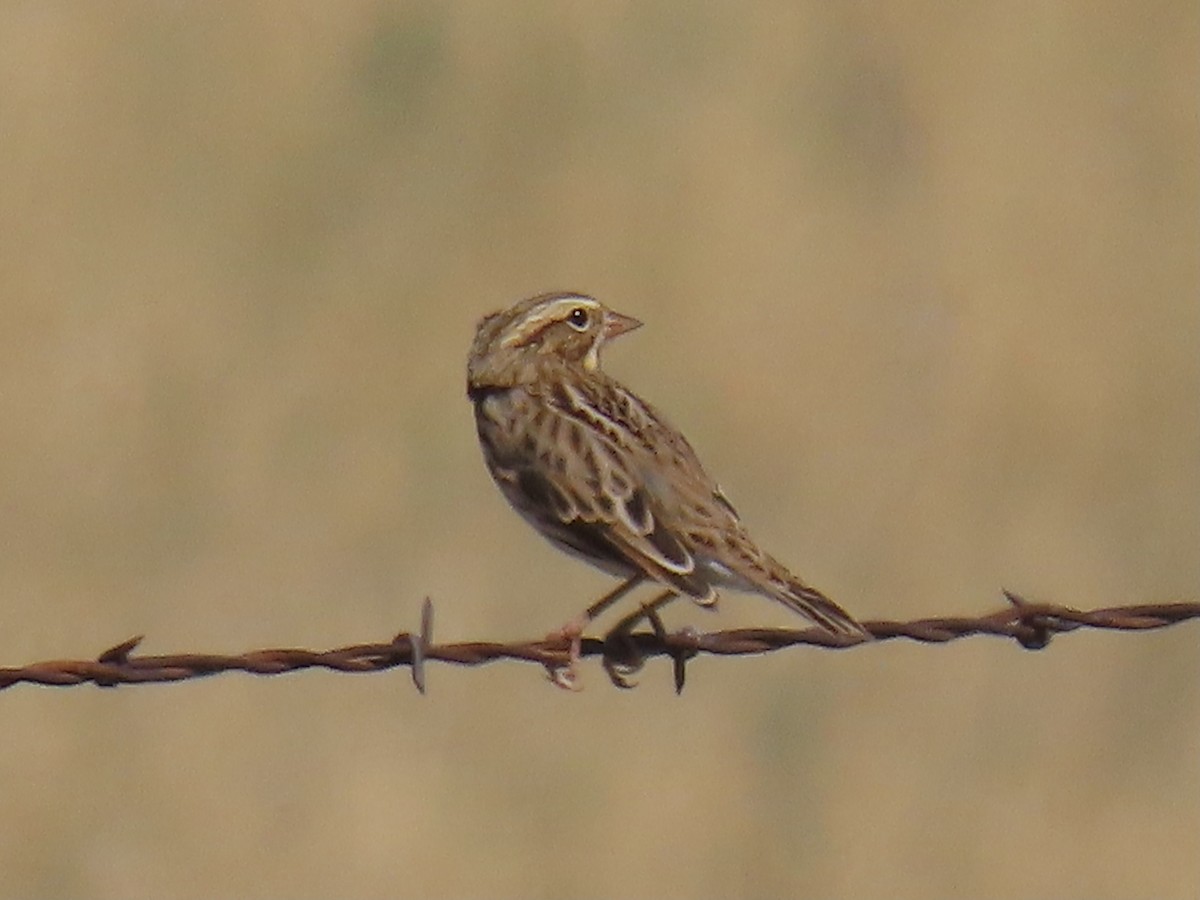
[545,619,586,690]
[601,653,643,689]
[601,621,647,689]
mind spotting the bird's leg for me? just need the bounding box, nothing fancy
[602,589,679,688]
[545,574,644,689]
[606,589,679,636]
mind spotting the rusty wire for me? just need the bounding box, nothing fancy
[2,593,1197,694]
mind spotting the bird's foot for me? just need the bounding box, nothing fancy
[544,614,588,691]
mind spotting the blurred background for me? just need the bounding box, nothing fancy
[1,3,1197,898]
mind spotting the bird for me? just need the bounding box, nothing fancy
[466,291,867,685]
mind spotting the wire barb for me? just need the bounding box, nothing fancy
[408,597,434,695]
[1,597,1196,693]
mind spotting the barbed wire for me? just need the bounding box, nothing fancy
[2,593,1196,694]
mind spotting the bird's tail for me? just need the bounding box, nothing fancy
[773,572,870,638]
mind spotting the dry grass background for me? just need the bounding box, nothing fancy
[1,3,1197,898]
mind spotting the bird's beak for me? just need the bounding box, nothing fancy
[603,311,643,340]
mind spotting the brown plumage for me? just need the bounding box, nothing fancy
[467,291,866,637]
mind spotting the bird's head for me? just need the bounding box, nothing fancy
[468,292,642,391]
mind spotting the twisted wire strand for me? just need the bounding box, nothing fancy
[2,594,1196,694]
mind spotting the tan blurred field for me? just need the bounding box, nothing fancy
[1,3,1197,898]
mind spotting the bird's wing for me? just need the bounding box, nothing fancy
[514,384,716,600]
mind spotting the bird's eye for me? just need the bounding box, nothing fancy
[567,307,590,331]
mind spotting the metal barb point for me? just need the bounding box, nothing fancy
[410,598,434,695]
[98,635,143,663]
[671,626,700,695]
[1001,589,1052,649]
[1002,589,1028,608]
